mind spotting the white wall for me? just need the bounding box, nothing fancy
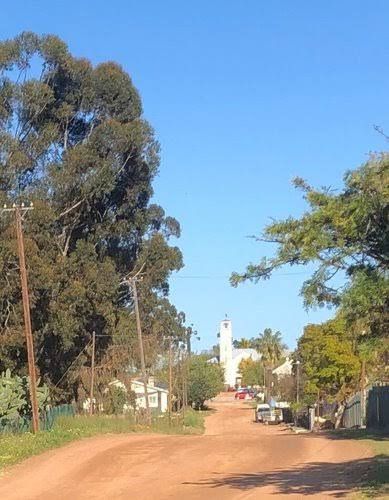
[219,319,235,387]
[131,382,168,413]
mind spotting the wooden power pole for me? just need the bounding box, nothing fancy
[89,331,96,416]
[2,203,39,433]
[129,277,151,424]
[168,337,172,426]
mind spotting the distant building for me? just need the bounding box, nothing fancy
[272,357,293,378]
[219,318,261,388]
[109,378,169,413]
[130,379,169,413]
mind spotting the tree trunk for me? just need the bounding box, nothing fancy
[335,402,345,429]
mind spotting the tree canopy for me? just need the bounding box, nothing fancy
[0,32,185,401]
[253,328,286,367]
[238,358,264,386]
[231,156,389,340]
[297,317,361,403]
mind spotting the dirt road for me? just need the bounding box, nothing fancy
[0,394,372,499]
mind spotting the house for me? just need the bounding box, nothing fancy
[272,357,293,378]
[108,378,168,413]
[130,378,169,413]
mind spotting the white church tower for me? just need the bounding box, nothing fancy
[219,317,235,388]
[218,316,261,389]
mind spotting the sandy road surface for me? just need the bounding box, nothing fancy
[0,393,372,499]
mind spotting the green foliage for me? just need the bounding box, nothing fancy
[0,369,50,427]
[231,156,389,340]
[103,385,128,415]
[233,338,253,348]
[0,32,185,399]
[187,356,224,409]
[253,328,286,367]
[297,318,361,402]
[238,358,264,386]
[232,155,388,389]
[183,408,205,430]
[0,369,25,423]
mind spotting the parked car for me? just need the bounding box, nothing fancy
[235,388,254,400]
[255,403,271,422]
[263,407,283,424]
[255,401,290,424]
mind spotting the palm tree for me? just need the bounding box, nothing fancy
[255,328,286,368]
[233,338,252,348]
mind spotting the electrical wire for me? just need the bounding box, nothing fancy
[54,339,92,388]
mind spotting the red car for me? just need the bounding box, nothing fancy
[235,388,253,400]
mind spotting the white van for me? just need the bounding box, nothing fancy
[255,403,271,422]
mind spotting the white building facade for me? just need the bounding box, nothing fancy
[131,379,169,413]
[107,378,169,413]
[272,357,293,378]
[219,318,261,388]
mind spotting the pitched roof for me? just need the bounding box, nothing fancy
[131,379,168,393]
[232,348,261,360]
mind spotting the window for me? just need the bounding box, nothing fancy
[149,395,157,405]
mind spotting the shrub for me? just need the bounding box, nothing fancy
[0,369,50,429]
[188,356,224,410]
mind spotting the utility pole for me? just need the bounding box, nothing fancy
[2,203,39,433]
[360,359,366,426]
[129,277,151,424]
[89,331,96,416]
[295,360,301,404]
[182,349,186,420]
[168,337,172,426]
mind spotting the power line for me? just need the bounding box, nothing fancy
[170,271,310,279]
[54,339,92,388]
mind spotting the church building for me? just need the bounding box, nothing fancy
[219,317,260,388]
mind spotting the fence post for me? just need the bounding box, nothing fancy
[309,407,315,430]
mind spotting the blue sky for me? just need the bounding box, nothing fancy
[2,1,388,351]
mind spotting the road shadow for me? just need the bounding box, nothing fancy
[183,456,389,497]
[322,428,389,442]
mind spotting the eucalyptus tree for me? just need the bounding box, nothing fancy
[0,32,184,400]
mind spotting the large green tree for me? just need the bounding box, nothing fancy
[231,156,389,339]
[238,358,264,386]
[297,318,361,405]
[0,32,184,400]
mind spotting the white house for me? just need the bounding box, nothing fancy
[272,357,293,378]
[131,379,169,413]
[109,377,169,413]
[219,318,261,388]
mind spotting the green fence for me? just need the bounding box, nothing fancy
[0,404,75,434]
[367,386,389,429]
[343,392,362,428]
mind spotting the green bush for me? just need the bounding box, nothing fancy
[188,356,224,410]
[183,408,205,430]
[0,369,50,429]
[103,386,128,415]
